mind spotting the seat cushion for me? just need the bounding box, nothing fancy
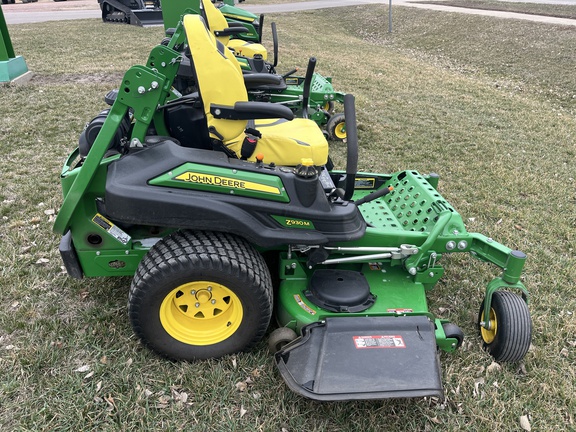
[224,118,329,166]
[227,39,268,61]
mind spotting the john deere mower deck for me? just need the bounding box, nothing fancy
[54,14,532,402]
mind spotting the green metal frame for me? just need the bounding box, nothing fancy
[54,44,182,236]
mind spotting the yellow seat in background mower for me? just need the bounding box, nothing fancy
[200,0,268,60]
[183,14,328,166]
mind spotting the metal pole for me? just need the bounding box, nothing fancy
[1,5,16,61]
[389,0,392,33]
[1,5,31,83]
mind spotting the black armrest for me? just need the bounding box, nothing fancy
[227,22,246,28]
[211,102,295,121]
[214,27,250,37]
[243,73,283,88]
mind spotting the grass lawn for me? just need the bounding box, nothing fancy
[421,0,576,20]
[1,4,575,431]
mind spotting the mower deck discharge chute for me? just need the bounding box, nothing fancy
[54,15,532,402]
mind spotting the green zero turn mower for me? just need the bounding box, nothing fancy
[54,15,532,402]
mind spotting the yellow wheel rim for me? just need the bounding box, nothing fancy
[159,281,243,345]
[333,122,346,140]
[480,308,498,344]
[322,101,332,112]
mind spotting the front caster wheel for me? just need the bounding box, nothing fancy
[268,327,298,353]
[322,100,335,114]
[129,231,273,361]
[326,113,346,141]
[442,323,464,349]
[478,290,532,362]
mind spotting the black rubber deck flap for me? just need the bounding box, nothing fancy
[275,316,443,401]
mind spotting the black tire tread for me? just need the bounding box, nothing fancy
[442,322,464,349]
[326,112,346,141]
[129,231,273,360]
[481,290,532,362]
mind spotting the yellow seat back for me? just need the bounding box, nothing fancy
[183,14,247,142]
[183,15,329,167]
[199,0,230,45]
[200,0,267,60]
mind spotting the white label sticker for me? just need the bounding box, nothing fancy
[353,335,406,349]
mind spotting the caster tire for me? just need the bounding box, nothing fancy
[322,100,335,114]
[129,231,273,361]
[326,113,346,141]
[442,322,464,349]
[478,290,532,362]
[268,327,298,353]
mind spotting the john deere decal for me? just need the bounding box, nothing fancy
[148,163,289,203]
[175,172,280,194]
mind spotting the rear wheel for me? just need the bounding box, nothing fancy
[478,290,531,362]
[129,231,273,361]
[326,113,346,141]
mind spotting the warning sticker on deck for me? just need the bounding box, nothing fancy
[353,335,406,349]
[294,294,316,315]
[91,213,131,245]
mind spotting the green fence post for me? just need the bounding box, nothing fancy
[1,5,31,83]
